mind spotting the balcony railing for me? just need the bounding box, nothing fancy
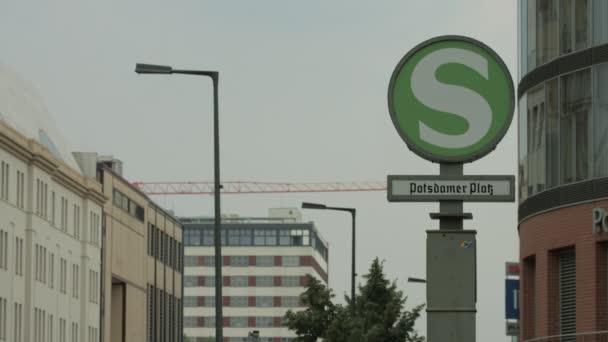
[523,331,608,342]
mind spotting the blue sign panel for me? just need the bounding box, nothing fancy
[505,279,520,319]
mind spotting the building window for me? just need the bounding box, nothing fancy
[35,244,47,283]
[59,258,67,294]
[561,0,589,54]
[230,256,249,267]
[282,296,301,308]
[89,270,98,303]
[282,276,301,287]
[255,316,274,328]
[254,229,277,246]
[560,69,591,184]
[71,322,78,342]
[203,296,215,307]
[204,256,216,267]
[112,189,144,221]
[228,229,252,246]
[184,296,197,308]
[147,224,153,256]
[559,248,576,339]
[202,229,213,246]
[0,297,6,341]
[72,264,79,298]
[256,255,274,267]
[14,237,23,276]
[230,296,248,307]
[184,256,198,267]
[51,191,55,224]
[255,276,274,287]
[230,276,248,287]
[184,317,197,328]
[184,229,201,246]
[16,171,24,209]
[49,253,54,288]
[184,276,198,287]
[89,212,100,247]
[60,197,68,232]
[526,85,546,196]
[147,286,154,342]
[230,317,247,328]
[0,230,7,271]
[204,276,216,287]
[13,303,22,342]
[256,296,273,307]
[282,256,300,267]
[0,161,8,201]
[73,205,80,239]
[59,319,66,342]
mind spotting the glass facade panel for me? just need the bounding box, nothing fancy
[536,0,558,65]
[255,317,274,327]
[546,79,559,189]
[527,0,537,70]
[527,85,546,196]
[560,69,591,184]
[204,296,215,307]
[230,256,249,267]
[282,276,301,287]
[519,94,529,201]
[594,0,608,44]
[594,63,608,177]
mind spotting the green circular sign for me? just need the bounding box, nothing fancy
[388,36,514,163]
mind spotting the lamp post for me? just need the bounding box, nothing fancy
[407,277,427,284]
[301,202,356,313]
[135,63,223,341]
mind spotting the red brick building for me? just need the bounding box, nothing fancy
[518,1,608,341]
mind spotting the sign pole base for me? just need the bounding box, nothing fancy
[426,163,477,342]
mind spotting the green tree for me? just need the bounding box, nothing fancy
[285,259,425,342]
[345,258,425,342]
[284,275,337,342]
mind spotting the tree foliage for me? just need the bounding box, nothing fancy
[284,258,425,342]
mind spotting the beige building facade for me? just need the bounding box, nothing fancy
[74,153,183,342]
[0,65,106,342]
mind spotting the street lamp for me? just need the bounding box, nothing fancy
[301,202,356,313]
[135,63,224,341]
[407,277,427,284]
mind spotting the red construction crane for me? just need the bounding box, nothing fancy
[132,181,387,195]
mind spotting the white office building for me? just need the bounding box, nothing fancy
[181,208,329,342]
[0,64,105,342]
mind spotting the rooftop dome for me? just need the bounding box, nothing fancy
[0,63,81,173]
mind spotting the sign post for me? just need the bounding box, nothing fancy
[387,36,515,342]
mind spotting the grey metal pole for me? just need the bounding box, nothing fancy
[212,74,223,342]
[351,210,356,314]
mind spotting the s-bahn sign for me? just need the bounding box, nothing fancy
[388,36,515,163]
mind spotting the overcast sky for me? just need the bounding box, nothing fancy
[1,1,518,340]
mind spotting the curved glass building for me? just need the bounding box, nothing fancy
[518,1,608,341]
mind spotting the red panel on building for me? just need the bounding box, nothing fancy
[197,317,204,327]
[223,317,229,327]
[248,316,256,328]
[222,296,230,306]
[223,276,230,287]
[274,276,281,286]
[274,256,282,266]
[223,256,230,266]
[198,256,205,266]
[249,276,256,286]
[274,296,281,307]
[248,296,256,307]
[274,317,283,328]
[300,255,312,266]
[249,255,256,266]
[198,276,205,286]
[300,276,308,287]
[197,296,204,306]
